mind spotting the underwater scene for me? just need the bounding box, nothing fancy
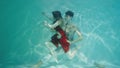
[0,0,120,68]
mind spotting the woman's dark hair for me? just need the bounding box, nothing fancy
[52,11,62,20]
[65,11,74,17]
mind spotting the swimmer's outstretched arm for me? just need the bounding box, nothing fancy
[44,20,61,29]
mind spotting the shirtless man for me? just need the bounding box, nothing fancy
[63,11,82,58]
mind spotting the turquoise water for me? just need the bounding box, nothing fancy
[0,0,120,68]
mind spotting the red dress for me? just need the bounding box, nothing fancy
[51,26,70,53]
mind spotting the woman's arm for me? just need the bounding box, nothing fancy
[44,20,61,29]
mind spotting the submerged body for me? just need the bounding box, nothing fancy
[34,11,82,67]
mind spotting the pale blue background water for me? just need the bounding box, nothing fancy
[0,0,120,68]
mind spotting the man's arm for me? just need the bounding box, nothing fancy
[68,28,82,44]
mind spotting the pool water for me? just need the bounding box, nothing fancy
[0,0,120,68]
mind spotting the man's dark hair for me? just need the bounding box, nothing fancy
[65,11,74,17]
